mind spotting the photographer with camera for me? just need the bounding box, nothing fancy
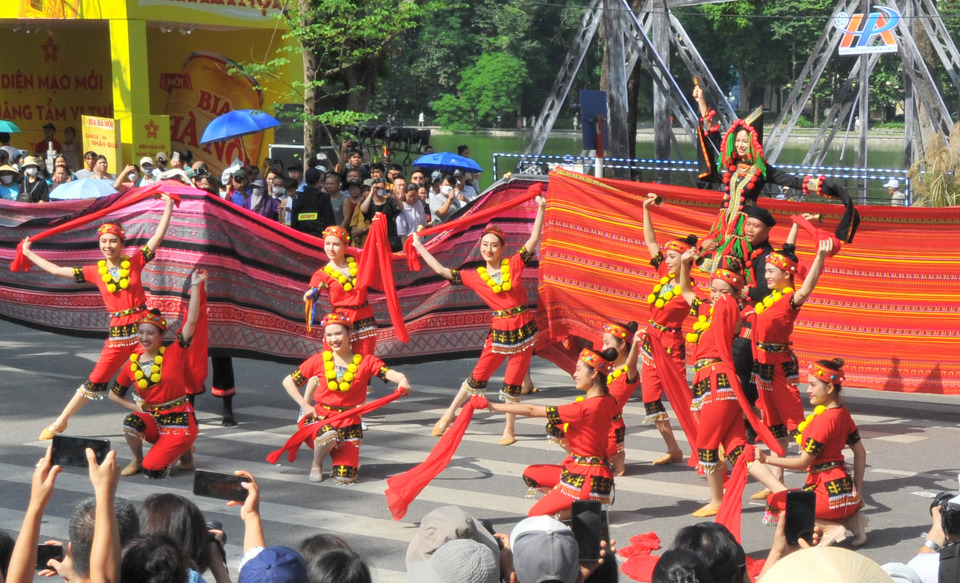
[906,490,960,583]
[359,177,402,251]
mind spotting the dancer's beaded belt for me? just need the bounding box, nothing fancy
[648,319,681,334]
[338,302,369,310]
[571,454,609,467]
[143,397,186,412]
[110,303,148,318]
[808,460,844,474]
[693,358,722,374]
[756,342,791,353]
[492,306,526,318]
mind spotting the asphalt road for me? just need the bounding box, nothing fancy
[1,316,957,581]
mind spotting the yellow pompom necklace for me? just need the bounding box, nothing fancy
[755,286,794,315]
[685,307,714,344]
[647,275,680,309]
[477,259,511,293]
[795,404,829,445]
[606,364,627,385]
[323,257,359,292]
[322,350,364,392]
[129,346,165,390]
[98,256,131,294]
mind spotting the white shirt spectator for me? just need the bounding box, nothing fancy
[396,199,427,237]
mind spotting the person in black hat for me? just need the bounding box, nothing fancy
[743,205,776,303]
[33,123,62,156]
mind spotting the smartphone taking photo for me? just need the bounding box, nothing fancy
[51,435,110,468]
[193,470,250,503]
[36,544,64,570]
[784,490,816,546]
[571,500,606,562]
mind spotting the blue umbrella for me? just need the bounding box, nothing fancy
[200,109,281,144]
[412,152,483,173]
[48,178,117,200]
[0,120,22,133]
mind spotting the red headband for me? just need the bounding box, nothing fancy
[137,311,167,332]
[322,225,351,244]
[602,323,631,342]
[809,362,845,385]
[321,312,352,329]
[481,225,506,244]
[767,252,799,275]
[713,268,745,292]
[98,223,126,241]
[579,348,614,377]
[663,238,693,255]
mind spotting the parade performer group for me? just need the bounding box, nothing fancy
[12,135,869,545]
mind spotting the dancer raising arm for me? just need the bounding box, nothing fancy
[488,347,620,519]
[21,193,176,440]
[410,194,546,446]
[640,192,695,465]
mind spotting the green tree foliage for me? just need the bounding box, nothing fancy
[431,54,529,130]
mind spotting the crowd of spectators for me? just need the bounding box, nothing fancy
[3,444,952,583]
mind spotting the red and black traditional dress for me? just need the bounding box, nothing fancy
[752,262,805,438]
[451,238,536,402]
[641,248,693,423]
[767,406,862,521]
[288,348,392,484]
[113,324,198,479]
[308,253,377,355]
[524,349,620,517]
[72,226,154,399]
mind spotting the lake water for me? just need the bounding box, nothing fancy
[425,132,910,204]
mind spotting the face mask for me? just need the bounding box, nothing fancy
[440,185,452,195]
[0,175,12,184]
[273,186,285,196]
[25,167,38,177]
[128,172,139,181]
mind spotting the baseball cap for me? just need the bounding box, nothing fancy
[431,170,442,182]
[511,516,579,583]
[405,506,500,566]
[453,169,464,176]
[155,152,168,162]
[406,539,498,583]
[139,156,155,168]
[238,546,307,583]
[362,178,373,188]
[883,179,900,189]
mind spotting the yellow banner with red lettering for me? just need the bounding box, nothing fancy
[81,115,121,174]
[131,114,170,163]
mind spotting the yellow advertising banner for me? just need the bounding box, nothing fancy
[81,115,121,174]
[131,114,170,162]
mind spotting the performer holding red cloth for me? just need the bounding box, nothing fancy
[410,194,546,446]
[20,193,176,440]
[304,226,378,355]
[759,358,867,547]
[281,313,411,484]
[640,193,696,465]
[487,347,620,519]
[108,270,208,478]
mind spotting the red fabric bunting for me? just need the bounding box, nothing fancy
[384,394,489,520]
[404,183,542,271]
[266,389,404,464]
[10,182,182,271]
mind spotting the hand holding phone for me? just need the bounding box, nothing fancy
[571,500,605,563]
[784,490,816,546]
[36,544,64,570]
[51,436,110,468]
[193,470,250,503]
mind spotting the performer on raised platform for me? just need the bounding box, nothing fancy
[280,313,411,484]
[410,194,546,446]
[108,270,208,478]
[20,193,175,440]
[487,347,620,519]
[759,358,867,547]
[304,225,377,355]
[640,193,696,465]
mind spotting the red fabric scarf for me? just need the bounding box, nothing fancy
[266,389,404,464]
[357,213,409,343]
[644,333,699,460]
[404,183,542,271]
[183,282,209,395]
[384,394,489,520]
[10,182,183,271]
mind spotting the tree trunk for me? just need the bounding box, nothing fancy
[300,0,321,166]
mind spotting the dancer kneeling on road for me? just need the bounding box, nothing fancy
[281,313,411,484]
[109,270,208,478]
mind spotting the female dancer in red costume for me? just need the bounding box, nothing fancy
[21,194,176,440]
[410,194,546,445]
[488,347,620,518]
[641,193,694,464]
[753,235,833,468]
[108,270,207,478]
[304,226,377,355]
[281,313,411,484]
[677,251,783,517]
[759,358,867,546]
